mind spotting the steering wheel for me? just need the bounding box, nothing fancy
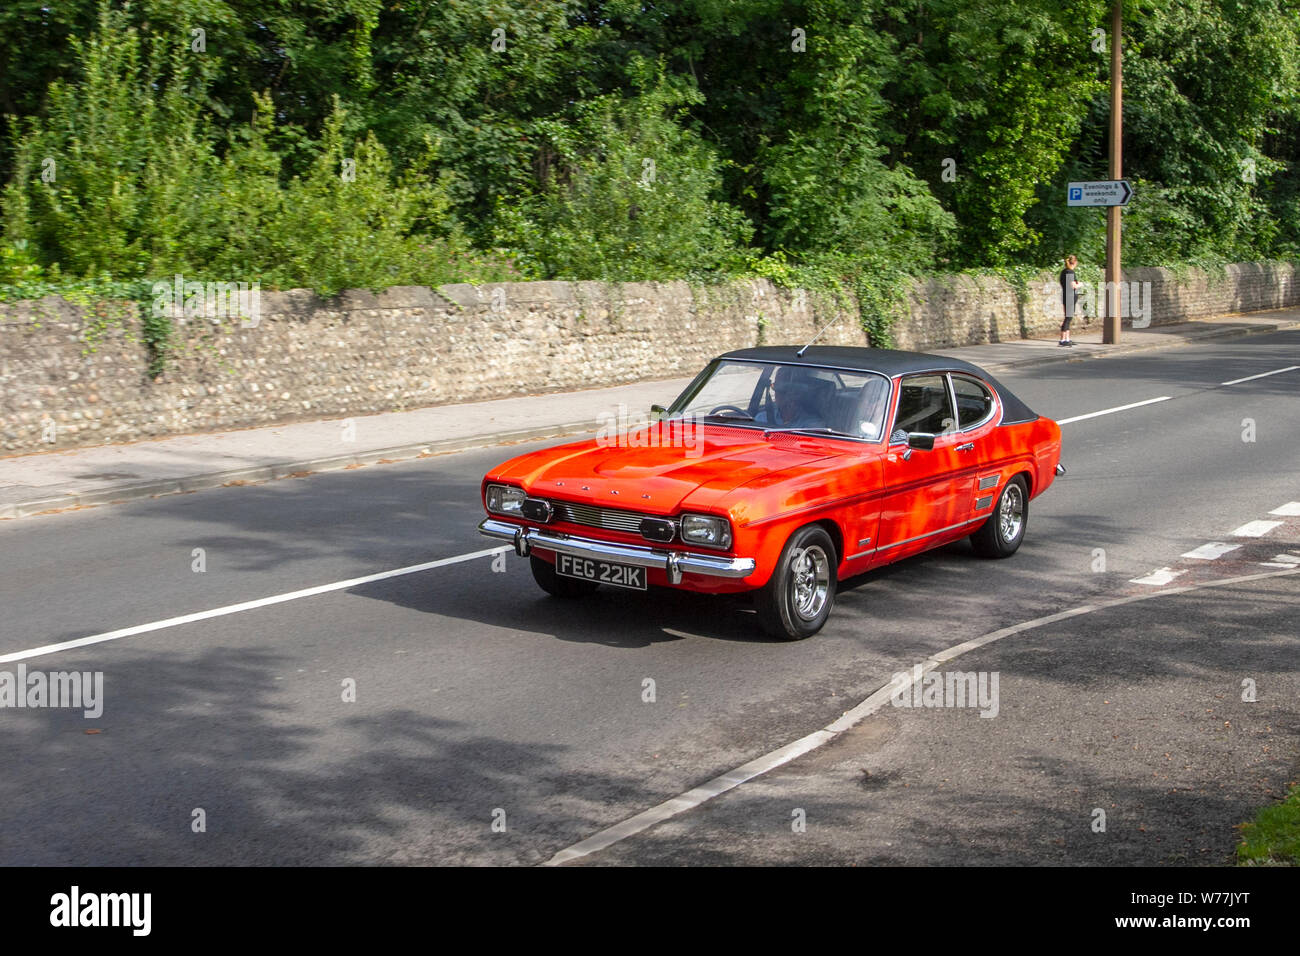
[708,404,749,417]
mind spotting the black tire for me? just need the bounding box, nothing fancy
[970,475,1028,558]
[530,554,599,598]
[755,525,837,640]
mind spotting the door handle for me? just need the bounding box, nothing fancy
[956,442,975,452]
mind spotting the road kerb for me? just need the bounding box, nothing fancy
[0,421,597,519]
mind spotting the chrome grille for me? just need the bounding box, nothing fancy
[551,500,662,534]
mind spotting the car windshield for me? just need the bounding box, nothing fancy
[666,360,893,442]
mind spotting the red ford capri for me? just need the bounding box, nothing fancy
[479,346,1063,639]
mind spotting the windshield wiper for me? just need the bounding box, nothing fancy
[701,412,755,422]
[760,426,850,439]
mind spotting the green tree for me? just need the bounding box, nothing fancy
[499,61,752,281]
[880,0,1109,266]
[1116,0,1300,263]
[763,11,954,267]
[4,3,215,277]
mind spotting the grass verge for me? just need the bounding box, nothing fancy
[1237,783,1300,865]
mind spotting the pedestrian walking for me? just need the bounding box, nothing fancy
[1059,255,1080,346]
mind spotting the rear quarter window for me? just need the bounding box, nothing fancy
[952,375,997,429]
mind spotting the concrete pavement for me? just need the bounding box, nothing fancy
[2,306,1298,521]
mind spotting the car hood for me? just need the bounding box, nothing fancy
[489,424,849,515]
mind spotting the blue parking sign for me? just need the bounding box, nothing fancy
[1069,187,1082,201]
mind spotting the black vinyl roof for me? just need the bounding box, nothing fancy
[717,345,1040,425]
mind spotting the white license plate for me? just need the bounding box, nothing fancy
[556,553,647,590]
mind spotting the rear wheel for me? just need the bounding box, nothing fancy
[530,554,599,598]
[970,475,1028,558]
[756,525,837,640]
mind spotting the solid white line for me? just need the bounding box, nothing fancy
[0,546,510,664]
[1232,520,1284,538]
[1181,542,1240,561]
[1056,396,1171,425]
[543,566,1299,866]
[1220,365,1299,386]
[1269,502,1300,516]
[544,729,840,866]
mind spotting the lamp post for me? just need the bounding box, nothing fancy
[1104,0,1124,344]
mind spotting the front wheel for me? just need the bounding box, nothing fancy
[530,554,599,598]
[756,525,837,640]
[970,475,1028,558]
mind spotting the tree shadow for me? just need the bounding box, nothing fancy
[0,642,666,866]
[575,577,1300,865]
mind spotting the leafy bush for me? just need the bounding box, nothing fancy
[3,4,214,278]
[2,6,492,302]
[497,61,753,282]
[0,239,45,284]
[203,95,467,296]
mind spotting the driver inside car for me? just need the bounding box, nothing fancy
[755,366,829,429]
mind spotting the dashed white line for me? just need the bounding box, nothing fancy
[1220,365,1299,386]
[1181,542,1241,560]
[1129,567,1187,586]
[1056,396,1171,426]
[1269,502,1300,516]
[1232,520,1284,538]
[0,546,510,665]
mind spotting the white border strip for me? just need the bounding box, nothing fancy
[0,546,510,664]
[1220,365,1299,386]
[1232,520,1283,538]
[543,566,1298,866]
[1056,396,1171,425]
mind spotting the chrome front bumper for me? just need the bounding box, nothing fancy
[478,518,757,584]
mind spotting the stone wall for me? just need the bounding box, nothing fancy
[1,262,1296,455]
[891,262,1300,349]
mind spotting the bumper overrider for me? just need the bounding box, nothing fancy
[478,518,757,585]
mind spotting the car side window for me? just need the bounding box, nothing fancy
[952,374,996,430]
[891,374,956,439]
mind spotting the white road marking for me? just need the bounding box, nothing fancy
[1260,554,1300,568]
[1128,567,1187,586]
[1269,502,1300,516]
[544,566,1299,866]
[1181,542,1240,560]
[0,546,511,664]
[1056,396,1171,425]
[1232,520,1284,538]
[1220,365,1299,386]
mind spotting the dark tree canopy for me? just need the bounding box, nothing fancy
[3,0,1298,293]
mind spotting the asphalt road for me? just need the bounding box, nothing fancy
[1,331,1296,866]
